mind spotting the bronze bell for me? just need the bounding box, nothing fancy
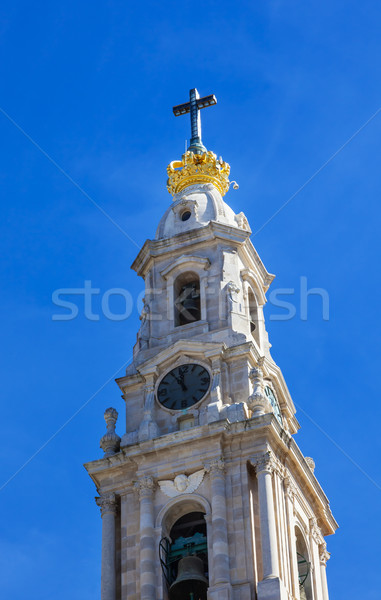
[169,555,208,600]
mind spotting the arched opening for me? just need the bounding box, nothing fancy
[174,272,201,327]
[295,527,313,600]
[248,288,259,344]
[160,511,209,600]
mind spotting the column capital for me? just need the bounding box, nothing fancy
[309,517,324,545]
[319,542,330,566]
[284,474,297,503]
[251,450,277,475]
[204,457,225,476]
[134,475,155,499]
[95,492,118,516]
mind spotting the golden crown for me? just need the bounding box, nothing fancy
[167,151,231,196]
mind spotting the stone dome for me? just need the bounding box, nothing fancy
[155,183,240,240]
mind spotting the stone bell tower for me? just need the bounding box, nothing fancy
[84,89,337,600]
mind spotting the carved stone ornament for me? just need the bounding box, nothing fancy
[158,470,205,498]
[134,476,155,499]
[248,359,270,417]
[234,212,250,231]
[227,281,240,300]
[137,298,150,348]
[100,407,121,458]
[95,492,117,516]
[319,542,330,566]
[284,474,298,502]
[252,451,277,475]
[309,517,324,545]
[204,457,225,476]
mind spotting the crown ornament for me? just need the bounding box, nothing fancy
[167,151,231,197]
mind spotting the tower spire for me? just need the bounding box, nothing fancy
[173,88,217,154]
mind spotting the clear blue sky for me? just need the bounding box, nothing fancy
[0,2,380,598]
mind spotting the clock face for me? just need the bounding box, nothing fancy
[264,385,283,425]
[157,364,211,411]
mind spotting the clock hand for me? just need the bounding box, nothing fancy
[171,372,188,392]
[179,371,188,392]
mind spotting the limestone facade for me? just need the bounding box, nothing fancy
[85,153,337,600]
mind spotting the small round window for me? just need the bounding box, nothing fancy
[181,210,191,222]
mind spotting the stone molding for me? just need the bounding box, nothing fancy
[95,492,118,517]
[134,476,155,499]
[160,254,210,280]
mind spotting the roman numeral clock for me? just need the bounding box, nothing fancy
[157,364,211,411]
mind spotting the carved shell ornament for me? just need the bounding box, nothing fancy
[158,469,205,498]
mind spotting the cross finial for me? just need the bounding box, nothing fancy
[173,88,217,155]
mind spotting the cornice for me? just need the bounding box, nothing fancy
[115,371,143,393]
[131,339,226,378]
[240,238,275,290]
[131,221,251,278]
[84,411,336,535]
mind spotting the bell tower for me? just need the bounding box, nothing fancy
[85,89,337,600]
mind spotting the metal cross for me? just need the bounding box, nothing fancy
[173,88,217,155]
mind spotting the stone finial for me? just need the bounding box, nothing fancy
[100,407,121,457]
[248,359,269,416]
[305,457,316,473]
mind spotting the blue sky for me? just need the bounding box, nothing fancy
[0,1,380,598]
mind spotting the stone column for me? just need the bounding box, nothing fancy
[284,476,299,598]
[319,543,330,600]
[205,458,231,591]
[134,476,156,600]
[96,492,118,600]
[309,517,325,600]
[253,451,279,580]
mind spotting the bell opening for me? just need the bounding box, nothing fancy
[174,273,201,326]
[161,512,209,600]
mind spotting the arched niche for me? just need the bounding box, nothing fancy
[160,256,210,327]
[156,493,211,538]
[295,525,313,600]
[157,495,212,600]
